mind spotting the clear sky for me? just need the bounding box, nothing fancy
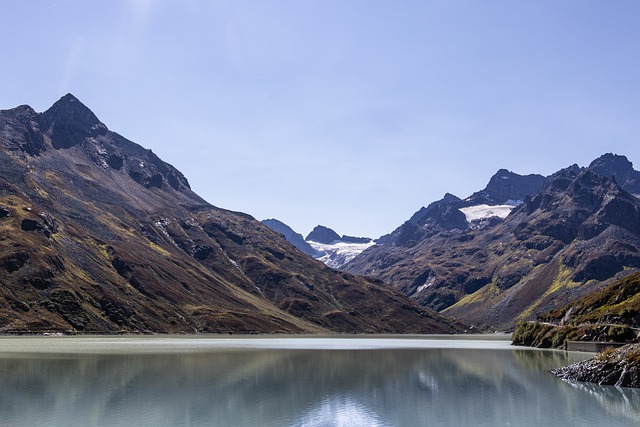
[2,1,640,238]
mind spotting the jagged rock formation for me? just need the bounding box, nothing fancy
[0,94,461,334]
[346,162,640,330]
[464,169,546,206]
[305,225,342,244]
[377,194,467,246]
[588,153,640,198]
[376,169,546,247]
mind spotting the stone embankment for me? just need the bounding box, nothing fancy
[552,344,640,388]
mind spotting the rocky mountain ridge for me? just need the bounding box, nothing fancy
[345,155,640,330]
[302,225,374,269]
[0,94,460,334]
[376,169,546,247]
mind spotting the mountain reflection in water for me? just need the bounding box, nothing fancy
[0,337,638,426]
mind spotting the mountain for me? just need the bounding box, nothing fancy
[299,225,374,269]
[346,160,640,330]
[260,222,375,270]
[0,94,461,334]
[376,193,466,246]
[262,219,319,257]
[587,152,640,198]
[376,169,547,247]
[464,169,546,206]
[305,225,341,244]
[307,239,376,270]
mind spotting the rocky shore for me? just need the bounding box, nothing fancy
[552,344,640,388]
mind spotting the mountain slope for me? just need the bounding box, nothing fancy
[301,225,375,269]
[464,169,546,206]
[512,271,640,349]
[0,95,460,334]
[588,153,640,198]
[376,169,545,247]
[346,165,640,330]
[262,219,319,257]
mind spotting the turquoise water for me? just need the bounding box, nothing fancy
[0,335,638,426]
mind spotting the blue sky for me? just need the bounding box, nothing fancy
[2,1,640,238]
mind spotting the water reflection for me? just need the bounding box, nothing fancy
[0,342,638,426]
[558,378,640,423]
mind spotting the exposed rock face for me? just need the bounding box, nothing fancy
[552,344,640,388]
[346,166,640,330]
[306,225,341,244]
[377,194,463,246]
[0,95,461,335]
[464,169,546,206]
[341,235,371,244]
[376,170,546,248]
[0,105,46,156]
[38,93,108,150]
[588,153,640,198]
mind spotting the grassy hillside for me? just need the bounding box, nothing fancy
[512,272,640,348]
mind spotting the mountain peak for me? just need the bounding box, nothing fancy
[44,94,100,123]
[587,153,640,198]
[38,94,107,149]
[589,153,634,172]
[306,225,341,244]
[58,93,82,104]
[465,169,546,205]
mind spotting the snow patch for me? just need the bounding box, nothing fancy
[459,204,515,222]
[308,240,375,269]
[416,277,435,294]
[154,218,171,237]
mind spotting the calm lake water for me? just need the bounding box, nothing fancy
[0,335,638,427]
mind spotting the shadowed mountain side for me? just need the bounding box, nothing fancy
[0,95,461,334]
[588,153,640,198]
[346,167,640,330]
[262,219,320,257]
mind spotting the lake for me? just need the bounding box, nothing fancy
[0,335,638,426]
